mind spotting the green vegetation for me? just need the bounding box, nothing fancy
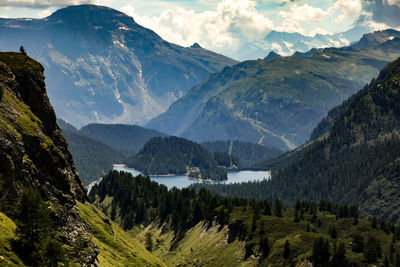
[0,52,43,74]
[11,188,67,266]
[191,57,400,224]
[125,136,227,181]
[0,212,23,265]
[148,31,400,151]
[62,129,124,185]
[76,201,165,267]
[202,140,283,168]
[90,171,400,266]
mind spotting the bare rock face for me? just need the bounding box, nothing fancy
[0,52,97,264]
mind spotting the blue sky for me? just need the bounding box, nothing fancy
[0,0,399,57]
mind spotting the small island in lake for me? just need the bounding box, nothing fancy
[124,136,231,181]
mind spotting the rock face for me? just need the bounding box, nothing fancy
[0,52,97,264]
[0,5,237,127]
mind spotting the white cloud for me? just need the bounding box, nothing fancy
[38,8,52,17]
[332,0,362,22]
[278,4,328,35]
[279,4,327,24]
[120,0,273,56]
[387,0,400,8]
[0,0,93,8]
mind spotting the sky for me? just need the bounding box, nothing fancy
[0,0,399,57]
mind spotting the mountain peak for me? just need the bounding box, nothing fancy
[47,4,135,27]
[353,29,400,49]
[265,51,281,60]
[190,42,202,49]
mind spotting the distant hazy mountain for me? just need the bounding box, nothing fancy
[0,5,236,127]
[79,123,168,155]
[147,30,400,151]
[235,25,371,60]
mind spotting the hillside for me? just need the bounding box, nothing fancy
[79,123,168,155]
[90,171,400,267]
[147,30,400,151]
[0,5,236,127]
[0,52,96,264]
[201,140,283,168]
[125,136,228,180]
[0,52,165,266]
[191,57,400,224]
[62,129,124,185]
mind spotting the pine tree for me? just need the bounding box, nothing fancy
[15,188,51,253]
[259,235,270,258]
[19,46,27,55]
[145,232,153,251]
[274,199,283,217]
[312,237,330,267]
[364,236,381,263]
[351,234,364,253]
[283,240,291,259]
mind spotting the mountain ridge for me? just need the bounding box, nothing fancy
[191,56,400,223]
[0,4,237,127]
[147,30,400,151]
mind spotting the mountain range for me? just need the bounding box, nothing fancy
[0,5,236,127]
[235,25,371,60]
[2,11,400,266]
[194,56,400,224]
[148,29,400,151]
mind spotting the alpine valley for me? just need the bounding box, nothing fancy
[148,29,400,151]
[1,2,400,267]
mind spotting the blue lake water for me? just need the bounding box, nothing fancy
[112,165,271,189]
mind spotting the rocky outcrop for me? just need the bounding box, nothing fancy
[0,52,97,264]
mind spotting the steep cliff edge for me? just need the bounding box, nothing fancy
[0,52,97,264]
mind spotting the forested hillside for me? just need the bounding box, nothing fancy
[148,30,400,151]
[202,140,283,168]
[125,136,228,181]
[191,57,400,224]
[62,129,124,185]
[90,171,400,266]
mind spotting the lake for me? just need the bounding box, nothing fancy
[112,165,271,189]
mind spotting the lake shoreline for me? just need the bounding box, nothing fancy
[112,164,271,189]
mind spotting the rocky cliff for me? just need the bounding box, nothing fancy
[0,52,97,264]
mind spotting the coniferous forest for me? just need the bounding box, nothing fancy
[1,4,400,266]
[90,170,400,266]
[124,136,229,180]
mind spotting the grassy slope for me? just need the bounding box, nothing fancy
[131,207,399,267]
[76,202,165,267]
[132,222,255,267]
[0,212,23,266]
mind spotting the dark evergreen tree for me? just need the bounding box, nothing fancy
[274,199,283,217]
[283,240,291,259]
[19,46,27,55]
[364,236,381,263]
[259,235,270,258]
[351,234,364,253]
[145,232,153,251]
[311,237,330,267]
